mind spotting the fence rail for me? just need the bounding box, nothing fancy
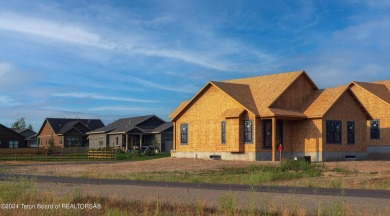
[88,149,117,159]
[0,148,117,161]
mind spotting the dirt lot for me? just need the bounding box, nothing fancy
[2,158,390,177]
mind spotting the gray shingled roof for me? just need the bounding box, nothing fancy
[152,122,173,133]
[88,115,169,134]
[38,118,104,135]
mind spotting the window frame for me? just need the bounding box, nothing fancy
[180,123,188,145]
[221,121,226,144]
[326,120,342,144]
[370,120,380,140]
[347,121,355,145]
[244,120,253,144]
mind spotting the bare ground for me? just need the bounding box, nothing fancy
[1,158,390,190]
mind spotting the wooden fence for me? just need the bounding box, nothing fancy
[88,149,117,159]
[0,147,117,161]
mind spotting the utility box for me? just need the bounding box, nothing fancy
[286,156,311,164]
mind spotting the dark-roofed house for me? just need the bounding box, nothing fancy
[11,128,37,147]
[87,115,173,152]
[0,124,26,148]
[36,118,104,148]
[169,70,387,162]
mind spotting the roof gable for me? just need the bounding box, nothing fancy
[170,82,257,121]
[353,81,390,105]
[37,118,104,136]
[302,85,372,119]
[223,70,308,116]
[170,71,308,121]
[89,115,167,134]
[0,124,25,139]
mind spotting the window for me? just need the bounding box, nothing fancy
[347,121,355,144]
[221,121,226,144]
[8,141,18,148]
[180,123,188,144]
[244,120,253,143]
[326,120,342,144]
[99,137,103,146]
[116,137,119,145]
[66,137,80,147]
[370,120,380,139]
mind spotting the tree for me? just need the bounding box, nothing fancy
[11,117,26,129]
[27,124,34,131]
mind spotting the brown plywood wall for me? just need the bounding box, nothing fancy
[174,85,250,153]
[271,74,317,110]
[323,91,368,152]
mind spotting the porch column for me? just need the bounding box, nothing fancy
[140,134,143,148]
[125,134,128,152]
[272,117,277,162]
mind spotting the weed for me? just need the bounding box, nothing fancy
[218,191,237,215]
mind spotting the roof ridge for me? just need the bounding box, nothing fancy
[222,70,304,82]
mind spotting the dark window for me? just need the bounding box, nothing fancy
[347,121,355,145]
[221,121,226,144]
[263,120,272,148]
[8,140,18,148]
[326,120,342,144]
[244,120,253,143]
[116,137,119,145]
[180,123,188,144]
[370,120,380,139]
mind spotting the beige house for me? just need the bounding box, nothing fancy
[170,71,389,161]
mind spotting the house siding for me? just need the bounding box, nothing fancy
[174,85,248,157]
[0,125,26,148]
[350,85,390,147]
[322,91,368,160]
[88,134,108,149]
[271,74,316,110]
[37,121,62,148]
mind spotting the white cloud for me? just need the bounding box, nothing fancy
[0,13,112,49]
[0,95,21,106]
[132,77,198,94]
[52,92,159,103]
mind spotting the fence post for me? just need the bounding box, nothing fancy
[30,152,32,161]
[15,152,17,161]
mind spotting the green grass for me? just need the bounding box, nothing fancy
[115,152,170,161]
[0,152,170,162]
[118,160,323,185]
[0,176,386,216]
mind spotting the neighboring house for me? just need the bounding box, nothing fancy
[36,118,105,148]
[11,128,37,147]
[169,70,390,162]
[0,124,26,148]
[87,115,173,152]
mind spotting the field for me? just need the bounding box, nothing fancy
[0,158,389,215]
[2,158,389,190]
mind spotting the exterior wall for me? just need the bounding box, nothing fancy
[0,125,26,148]
[161,132,173,152]
[108,134,124,148]
[323,91,368,155]
[350,85,390,147]
[37,121,62,148]
[172,151,257,161]
[88,133,108,149]
[271,74,316,110]
[284,119,323,161]
[174,85,249,154]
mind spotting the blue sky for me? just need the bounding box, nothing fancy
[0,0,390,130]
